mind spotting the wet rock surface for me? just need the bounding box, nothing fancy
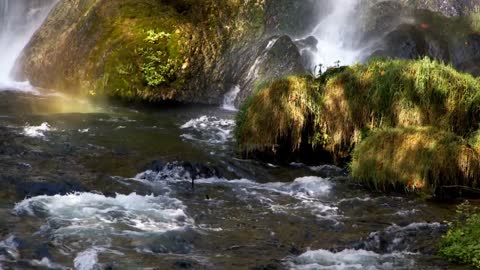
[236,35,306,105]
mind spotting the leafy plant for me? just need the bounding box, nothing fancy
[440,202,480,269]
[140,48,176,86]
[144,30,171,44]
[138,30,177,86]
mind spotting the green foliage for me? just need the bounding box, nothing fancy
[440,202,480,268]
[140,49,176,86]
[144,30,171,44]
[138,30,177,87]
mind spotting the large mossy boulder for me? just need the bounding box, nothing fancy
[16,0,271,103]
[17,0,314,104]
[235,58,480,194]
[237,58,480,159]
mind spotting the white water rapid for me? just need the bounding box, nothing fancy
[0,0,56,91]
[306,0,364,72]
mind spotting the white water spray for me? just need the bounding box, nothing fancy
[222,85,241,111]
[0,0,56,91]
[306,0,364,72]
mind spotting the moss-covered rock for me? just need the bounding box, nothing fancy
[351,127,480,193]
[17,0,271,103]
[235,58,480,193]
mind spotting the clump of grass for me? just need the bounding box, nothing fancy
[440,202,480,269]
[235,76,323,152]
[350,127,480,193]
[469,130,480,154]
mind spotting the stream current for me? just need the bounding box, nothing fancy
[0,89,467,270]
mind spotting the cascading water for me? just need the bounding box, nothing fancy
[0,0,56,91]
[305,0,365,72]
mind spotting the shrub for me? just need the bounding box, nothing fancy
[440,202,480,269]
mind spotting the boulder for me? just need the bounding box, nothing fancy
[450,34,480,76]
[236,35,306,105]
[16,0,269,104]
[398,0,480,17]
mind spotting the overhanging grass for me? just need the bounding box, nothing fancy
[350,127,480,193]
[321,57,480,156]
[469,130,480,154]
[235,76,322,152]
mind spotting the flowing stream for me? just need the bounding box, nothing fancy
[0,1,466,270]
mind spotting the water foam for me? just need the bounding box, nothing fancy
[222,85,241,111]
[180,116,235,145]
[290,248,415,270]
[22,122,52,138]
[14,192,192,236]
[73,248,100,270]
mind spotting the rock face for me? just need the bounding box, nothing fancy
[399,0,480,17]
[17,0,268,103]
[363,1,480,76]
[16,0,311,105]
[236,35,306,105]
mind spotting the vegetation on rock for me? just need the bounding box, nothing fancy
[18,0,267,103]
[235,57,480,194]
[351,127,480,193]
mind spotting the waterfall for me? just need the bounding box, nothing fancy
[0,0,56,91]
[305,0,364,72]
[222,85,241,111]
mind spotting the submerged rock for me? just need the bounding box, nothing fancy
[139,161,222,182]
[15,181,86,199]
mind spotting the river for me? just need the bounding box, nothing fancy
[0,89,467,270]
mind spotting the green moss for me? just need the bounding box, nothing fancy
[351,127,480,193]
[440,202,480,269]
